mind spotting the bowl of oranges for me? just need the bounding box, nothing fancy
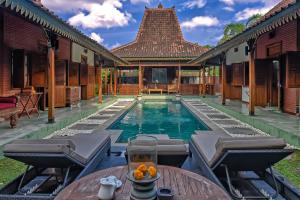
[127,163,160,183]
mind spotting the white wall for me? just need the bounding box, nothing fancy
[226,42,249,65]
[72,42,95,66]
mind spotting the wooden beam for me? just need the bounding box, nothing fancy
[110,68,113,95]
[221,62,226,105]
[249,49,256,115]
[104,68,108,95]
[48,48,55,123]
[202,67,206,97]
[178,66,181,94]
[199,68,201,96]
[114,68,117,96]
[138,65,143,93]
[98,66,103,103]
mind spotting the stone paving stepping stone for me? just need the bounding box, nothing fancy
[69,124,99,130]
[206,114,230,119]
[199,110,220,114]
[88,115,111,120]
[77,119,107,125]
[55,129,93,136]
[105,108,121,112]
[99,111,119,115]
[224,127,258,135]
[212,119,241,126]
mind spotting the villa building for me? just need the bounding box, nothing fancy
[112,4,216,96]
[191,0,300,116]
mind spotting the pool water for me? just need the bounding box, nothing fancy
[108,101,209,143]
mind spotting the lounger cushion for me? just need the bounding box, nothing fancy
[4,139,75,154]
[52,133,110,165]
[127,139,188,156]
[191,134,286,167]
[210,136,286,166]
[5,133,110,166]
[191,134,225,165]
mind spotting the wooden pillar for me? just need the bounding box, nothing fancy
[104,69,108,95]
[0,11,4,96]
[178,66,181,93]
[48,48,55,123]
[249,49,256,115]
[221,62,226,105]
[139,65,143,93]
[110,68,113,95]
[198,67,201,95]
[114,68,117,96]
[202,67,206,97]
[98,66,103,103]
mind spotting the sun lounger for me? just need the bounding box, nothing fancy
[0,133,111,200]
[126,138,189,167]
[189,134,300,200]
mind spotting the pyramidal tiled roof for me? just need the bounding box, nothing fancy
[112,4,207,59]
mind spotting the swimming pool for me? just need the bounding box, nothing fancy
[108,100,209,143]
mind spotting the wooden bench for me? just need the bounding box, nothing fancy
[0,96,19,128]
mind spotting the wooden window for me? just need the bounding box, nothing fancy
[234,47,238,52]
[69,62,80,86]
[266,42,282,58]
[232,63,244,86]
[152,68,167,84]
[286,52,300,88]
[11,49,32,88]
[55,60,67,86]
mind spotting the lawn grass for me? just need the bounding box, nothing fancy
[274,149,300,187]
[0,158,26,189]
[0,150,299,189]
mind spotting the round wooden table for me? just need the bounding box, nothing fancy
[55,166,230,200]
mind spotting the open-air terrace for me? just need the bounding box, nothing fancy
[0,0,300,199]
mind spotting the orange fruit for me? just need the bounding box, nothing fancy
[148,166,157,178]
[137,164,147,173]
[133,169,144,180]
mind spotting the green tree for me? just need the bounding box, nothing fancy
[203,44,215,49]
[218,23,245,44]
[246,14,263,28]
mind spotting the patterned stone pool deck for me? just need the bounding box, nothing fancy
[193,96,300,148]
[0,95,299,158]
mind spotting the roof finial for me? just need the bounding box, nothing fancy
[158,2,163,8]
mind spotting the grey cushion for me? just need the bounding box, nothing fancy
[127,139,188,156]
[4,139,75,154]
[191,134,224,166]
[191,134,286,167]
[4,133,110,166]
[52,133,110,165]
[210,136,286,166]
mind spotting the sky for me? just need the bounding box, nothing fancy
[41,0,281,50]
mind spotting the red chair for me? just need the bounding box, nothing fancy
[0,96,19,128]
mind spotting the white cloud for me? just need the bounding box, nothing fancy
[235,7,269,21]
[219,0,280,6]
[181,16,219,29]
[220,0,234,6]
[233,0,281,21]
[110,43,121,49]
[223,6,234,12]
[42,0,132,29]
[68,1,132,29]
[183,0,207,9]
[90,32,104,43]
[130,0,151,4]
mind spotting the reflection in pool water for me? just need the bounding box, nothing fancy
[108,101,209,143]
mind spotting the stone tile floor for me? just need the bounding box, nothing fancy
[184,99,266,138]
[194,96,300,148]
[49,100,131,137]
[0,96,117,148]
